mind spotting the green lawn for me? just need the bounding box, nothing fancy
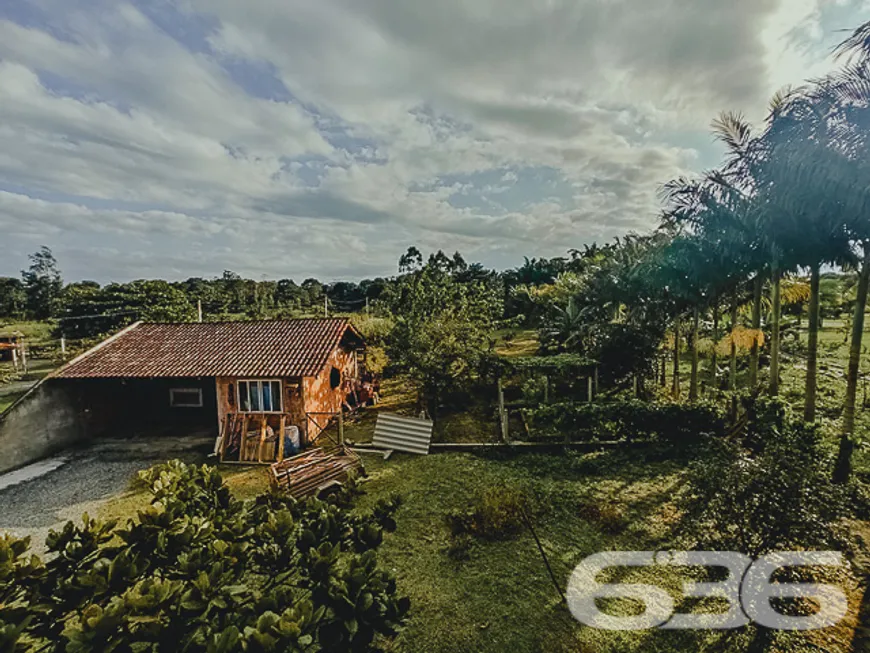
[135,448,860,653]
[16,316,870,651]
[0,392,25,414]
[0,320,56,344]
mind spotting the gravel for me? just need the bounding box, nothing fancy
[0,435,213,547]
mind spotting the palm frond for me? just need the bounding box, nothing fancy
[712,112,753,157]
[834,21,870,64]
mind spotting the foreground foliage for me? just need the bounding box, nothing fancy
[0,461,408,653]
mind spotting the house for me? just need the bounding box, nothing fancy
[0,319,365,474]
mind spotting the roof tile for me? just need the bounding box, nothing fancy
[54,319,360,379]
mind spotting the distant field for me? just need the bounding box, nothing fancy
[0,320,55,342]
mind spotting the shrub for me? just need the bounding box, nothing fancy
[523,400,725,446]
[0,460,408,653]
[445,533,475,561]
[680,413,846,557]
[577,499,625,534]
[446,485,530,541]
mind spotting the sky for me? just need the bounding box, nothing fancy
[0,0,867,283]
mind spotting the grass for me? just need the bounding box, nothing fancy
[495,328,540,358]
[0,359,57,415]
[0,393,25,414]
[0,320,55,341]
[22,317,870,651]
[143,448,863,653]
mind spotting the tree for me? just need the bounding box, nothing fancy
[387,254,502,419]
[0,460,408,652]
[397,247,423,273]
[58,281,196,339]
[762,87,855,421]
[301,278,325,312]
[758,24,870,480]
[0,277,26,319]
[21,246,62,320]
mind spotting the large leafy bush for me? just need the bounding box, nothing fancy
[680,400,846,557]
[0,461,408,653]
[524,400,725,445]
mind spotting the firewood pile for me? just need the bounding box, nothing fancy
[269,446,364,498]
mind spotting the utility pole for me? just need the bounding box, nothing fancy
[197,300,203,323]
[365,296,369,316]
[324,296,328,318]
[60,335,67,361]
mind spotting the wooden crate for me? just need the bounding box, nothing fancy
[269,446,364,499]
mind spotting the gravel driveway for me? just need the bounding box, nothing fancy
[0,435,212,550]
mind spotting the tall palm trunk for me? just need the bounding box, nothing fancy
[834,242,870,484]
[749,275,763,387]
[711,298,719,390]
[729,296,738,391]
[690,308,699,401]
[672,317,681,400]
[769,265,782,396]
[804,263,821,422]
[660,354,666,387]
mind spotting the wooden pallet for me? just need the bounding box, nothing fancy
[269,446,364,499]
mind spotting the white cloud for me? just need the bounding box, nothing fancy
[0,0,864,282]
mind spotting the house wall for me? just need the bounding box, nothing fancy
[0,379,85,474]
[214,376,306,440]
[77,378,218,438]
[302,344,358,441]
[0,376,219,474]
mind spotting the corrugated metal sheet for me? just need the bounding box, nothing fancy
[372,413,433,455]
[54,319,361,379]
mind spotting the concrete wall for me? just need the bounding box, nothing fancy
[0,379,86,475]
[0,376,219,475]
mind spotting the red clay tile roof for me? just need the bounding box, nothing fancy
[54,319,362,379]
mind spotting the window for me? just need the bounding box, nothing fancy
[330,367,342,390]
[237,380,283,413]
[170,388,203,408]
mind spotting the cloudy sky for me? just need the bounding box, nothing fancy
[0,0,866,283]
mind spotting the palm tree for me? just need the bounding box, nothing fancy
[712,109,807,397]
[825,28,870,481]
[647,234,719,401]
[748,274,763,386]
[762,88,854,420]
[661,168,759,398]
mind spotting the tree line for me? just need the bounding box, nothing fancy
[525,21,870,485]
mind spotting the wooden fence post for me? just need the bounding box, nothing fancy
[338,410,345,446]
[278,415,286,462]
[497,377,508,442]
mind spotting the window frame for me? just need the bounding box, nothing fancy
[236,379,284,414]
[169,387,204,408]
